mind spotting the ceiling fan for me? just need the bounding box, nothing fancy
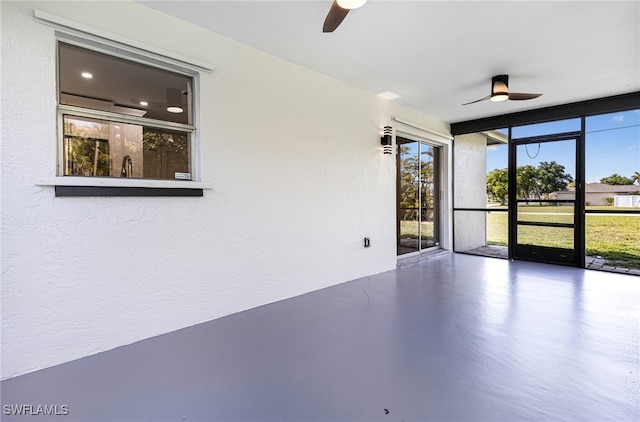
[462,75,542,105]
[323,0,367,33]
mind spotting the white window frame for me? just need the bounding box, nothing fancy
[34,10,213,190]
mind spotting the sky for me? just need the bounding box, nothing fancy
[486,109,640,183]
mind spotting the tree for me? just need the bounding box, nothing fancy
[398,145,436,220]
[600,173,634,185]
[536,161,573,198]
[66,137,110,176]
[486,162,574,204]
[631,171,640,185]
[398,145,419,220]
[516,165,538,200]
[486,168,509,205]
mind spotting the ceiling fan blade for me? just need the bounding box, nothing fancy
[323,0,349,32]
[462,95,491,105]
[508,92,542,101]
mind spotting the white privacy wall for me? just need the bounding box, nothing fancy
[453,133,488,251]
[1,1,451,379]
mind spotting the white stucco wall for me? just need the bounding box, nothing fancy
[453,133,487,251]
[1,1,452,379]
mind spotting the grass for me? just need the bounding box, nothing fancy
[399,221,434,239]
[401,205,639,268]
[485,206,640,268]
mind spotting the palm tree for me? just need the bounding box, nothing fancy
[632,171,640,185]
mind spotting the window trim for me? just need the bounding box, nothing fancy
[58,105,196,133]
[56,41,199,182]
[33,9,213,194]
[35,9,214,74]
[54,186,204,197]
[37,177,212,190]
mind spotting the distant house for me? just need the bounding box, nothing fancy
[551,182,640,205]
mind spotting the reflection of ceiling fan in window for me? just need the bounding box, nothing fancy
[131,88,188,114]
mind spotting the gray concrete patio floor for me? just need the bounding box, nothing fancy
[2,253,639,421]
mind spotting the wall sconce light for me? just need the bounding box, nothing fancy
[381,126,393,154]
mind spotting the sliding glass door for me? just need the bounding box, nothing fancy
[397,137,440,255]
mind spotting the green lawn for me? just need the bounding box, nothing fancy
[486,206,640,268]
[399,220,434,239]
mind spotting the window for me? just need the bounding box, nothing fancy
[58,42,195,181]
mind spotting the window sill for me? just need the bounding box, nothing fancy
[37,177,212,197]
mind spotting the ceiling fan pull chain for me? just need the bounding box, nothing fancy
[525,143,541,159]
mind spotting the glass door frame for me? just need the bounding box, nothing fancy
[508,130,585,267]
[396,136,441,256]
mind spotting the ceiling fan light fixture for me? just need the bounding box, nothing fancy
[337,0,367,10]
[378,91,402,100]
[490,75,509,102]
[490,93,509,102]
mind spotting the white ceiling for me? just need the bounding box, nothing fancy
[138,0,640,124]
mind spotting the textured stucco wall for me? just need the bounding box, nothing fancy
[0,1,451,379]
[453,133,487,251]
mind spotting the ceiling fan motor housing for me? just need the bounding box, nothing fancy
[491,74,509,101]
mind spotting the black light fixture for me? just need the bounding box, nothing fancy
[381,126,393,154]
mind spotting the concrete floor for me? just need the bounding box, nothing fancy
[2,253,639,421]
